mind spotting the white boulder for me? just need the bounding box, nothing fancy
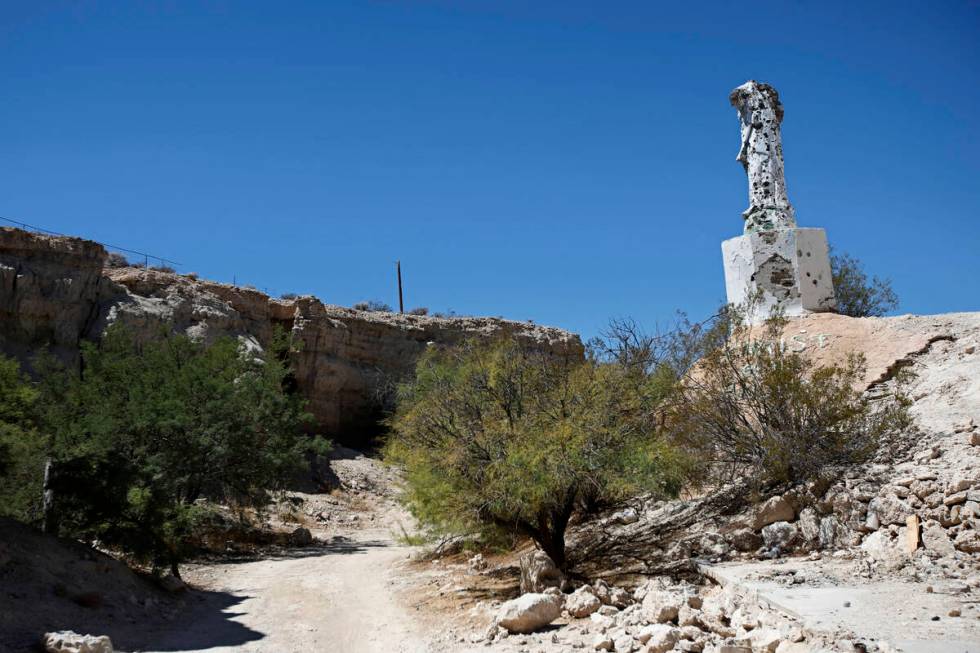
[495,593,561,634]
[43,631,113,653]
[566,585,602,618]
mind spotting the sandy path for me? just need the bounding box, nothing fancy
[137,530,431,653]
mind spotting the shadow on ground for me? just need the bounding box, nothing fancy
[1,584,265,653]
[126,588,264,653]
[193,536,392,566]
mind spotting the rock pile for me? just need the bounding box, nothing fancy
[483,574,876,652]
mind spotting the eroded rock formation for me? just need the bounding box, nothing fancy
[0,227,583,440]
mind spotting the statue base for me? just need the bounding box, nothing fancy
[722,227,837,324]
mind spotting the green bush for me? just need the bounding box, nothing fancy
[0,354,44,522]
[667,311,911,487]
[831,250,899,317]
[36,325,326,575]
[384,338,688,570]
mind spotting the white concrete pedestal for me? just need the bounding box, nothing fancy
[722,227,836,323]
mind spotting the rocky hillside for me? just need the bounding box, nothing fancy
[412,311,980,652]
[0,227,583,440]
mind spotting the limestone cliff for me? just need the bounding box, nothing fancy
[0,227,583,439]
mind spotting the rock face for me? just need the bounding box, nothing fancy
[0,228,583,441]
[0,228,113,362]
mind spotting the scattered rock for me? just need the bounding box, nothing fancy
[749,628,783,652]
[751,496,795,530]
[158,574,186,593]
[727,528,763,552]
[288,526,313,546]
[610,507,639,525]
[797,507,820,544]
[592,634,614,651]
[944,491,969,507]
[953,529,980,553]
[861,530,907,570]
[519,550,563,594]
[868,494,912,527]
[699,532,730,557]
[496,593,562,634]
[761,521,799,550]
[42,631,113,653]
[468,553,488,572]
[819,515,858,549]
[566,585,602,618]
[636,624,678,652]
[641,589,682,624]
[921,520,956,556]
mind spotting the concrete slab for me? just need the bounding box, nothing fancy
[701,559,980,653]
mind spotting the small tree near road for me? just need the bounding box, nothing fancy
[384,338,687,571]
[37,325,326,576]
[0,354,44,523]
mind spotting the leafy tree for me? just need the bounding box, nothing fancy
[384,338,687,570]
[666,309,911,487]
[0,354,45,522]
[38,325,324,575]
[831,250,899,317]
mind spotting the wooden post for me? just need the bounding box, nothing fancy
[397,260,404,313]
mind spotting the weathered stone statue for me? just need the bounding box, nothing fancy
[721,81,836,322]
[730,80,795,233]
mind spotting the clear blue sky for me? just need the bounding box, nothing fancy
[2,2,978,338]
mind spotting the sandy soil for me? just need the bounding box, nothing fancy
[135,530,430,653]
[129,448,437,653]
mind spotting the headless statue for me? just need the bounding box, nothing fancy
[729,81,796,233]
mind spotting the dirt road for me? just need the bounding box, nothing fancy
[134,450,438,653]
[138,529,430,653]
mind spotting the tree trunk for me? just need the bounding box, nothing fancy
[41,459,58,535]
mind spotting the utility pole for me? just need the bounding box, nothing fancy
[397,260,404,313]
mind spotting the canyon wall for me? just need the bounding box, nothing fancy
[0,227,583,440]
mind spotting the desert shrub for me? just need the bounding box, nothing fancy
[384,337,688,570]
[408,307,429,316]
[589,312,730,381]
[0,355,44,522]
[37,325,327,575]
[105,252,131,268]
[831,250,898,317]
[150,264,176,274]
[353,300,393,312]
[280,292,298,300]
[666,310,911,487]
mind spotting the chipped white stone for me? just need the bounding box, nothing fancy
[722,81,836,324]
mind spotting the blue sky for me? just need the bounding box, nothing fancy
[2,2,978,338]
